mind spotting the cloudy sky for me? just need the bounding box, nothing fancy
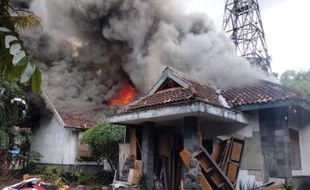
[186,0,310,74]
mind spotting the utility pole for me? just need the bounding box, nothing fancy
[223,0,271,72]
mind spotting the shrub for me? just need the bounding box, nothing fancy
[81,121,125,171]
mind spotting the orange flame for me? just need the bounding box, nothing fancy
[108,84,137,105]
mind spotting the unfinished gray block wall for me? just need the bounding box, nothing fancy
[240,132,263,181]
[259,108,292,182]
[141,122,154,189]
[183,116,199,152]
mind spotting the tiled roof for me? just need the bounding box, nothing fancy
[59,112,94,130]
[121,68,225,113]
[118,68,306,113]
[222,80,304,107]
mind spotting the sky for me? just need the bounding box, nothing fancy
[185,0,310,74]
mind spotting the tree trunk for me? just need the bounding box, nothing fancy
[0,149,9,177]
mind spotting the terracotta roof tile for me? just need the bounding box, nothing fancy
[170,68,223,106]
[121,87,193,112]
[120,69,224,113]
[222,80,304,106]
[118,68,306,113]
[59,112,94,130]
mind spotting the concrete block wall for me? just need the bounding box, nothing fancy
[259,108,292,182]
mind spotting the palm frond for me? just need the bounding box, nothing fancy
[0,128,10,149]
[11,12,41,30]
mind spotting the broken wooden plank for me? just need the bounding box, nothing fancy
[179,149,213,190]
[196,146,234,190]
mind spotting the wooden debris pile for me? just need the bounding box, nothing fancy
[180,135,245,190]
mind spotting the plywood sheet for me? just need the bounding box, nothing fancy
[231,142,243,162]
[226,162,238,184]
[119,143,130,179]
[128,169,140,184]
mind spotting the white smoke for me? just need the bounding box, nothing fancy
[21,0,268,119]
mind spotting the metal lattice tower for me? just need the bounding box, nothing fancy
[223,0,271,72]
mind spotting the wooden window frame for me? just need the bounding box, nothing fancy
[289,128,301,170]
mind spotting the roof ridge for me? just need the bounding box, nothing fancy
[166,67,219,92]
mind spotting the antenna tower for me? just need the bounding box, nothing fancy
[223,0,271,72]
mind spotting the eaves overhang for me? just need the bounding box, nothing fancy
[234,99,310,112]
[107,101,248,125]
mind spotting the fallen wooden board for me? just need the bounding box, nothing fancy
[197,147,234,190]
[254,184,282,190]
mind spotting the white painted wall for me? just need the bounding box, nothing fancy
[200,111,259,140]
[31,115,79,165]
[293,123,310,176]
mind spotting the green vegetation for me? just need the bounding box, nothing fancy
[0,0,41,93]
[0,83,44,177]
[24,165,113,186]
[280,70,310,101]
[0,0,42,177]
[282,181,295,190]
[81,121,125,172]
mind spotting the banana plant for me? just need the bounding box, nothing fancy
[0,0,41,93]
[0,27,41,93]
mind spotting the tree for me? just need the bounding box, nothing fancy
[0,83,45,177]
[0,82,26,176]
[0,0,42,177]
[81,121,125,172]
[280,70,310,101]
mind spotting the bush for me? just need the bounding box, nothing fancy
[26,165,114,186]
[283,181,295,190]
[81,121,125,171]
[43,167,64,184]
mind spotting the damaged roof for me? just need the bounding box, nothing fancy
[121,67,227,113]
[119,67,306,113]
[59,112,94,130]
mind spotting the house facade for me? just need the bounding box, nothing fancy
[107,67,310,189]
[31,93,94,166]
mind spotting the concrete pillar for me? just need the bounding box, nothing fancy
[183,116,199,153]
[259,108,292,182]
[141,122,154,189]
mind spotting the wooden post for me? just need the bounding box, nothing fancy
[130,127,137,158]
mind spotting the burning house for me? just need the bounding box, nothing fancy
[107,67,310,188]
[14,0,310,188]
